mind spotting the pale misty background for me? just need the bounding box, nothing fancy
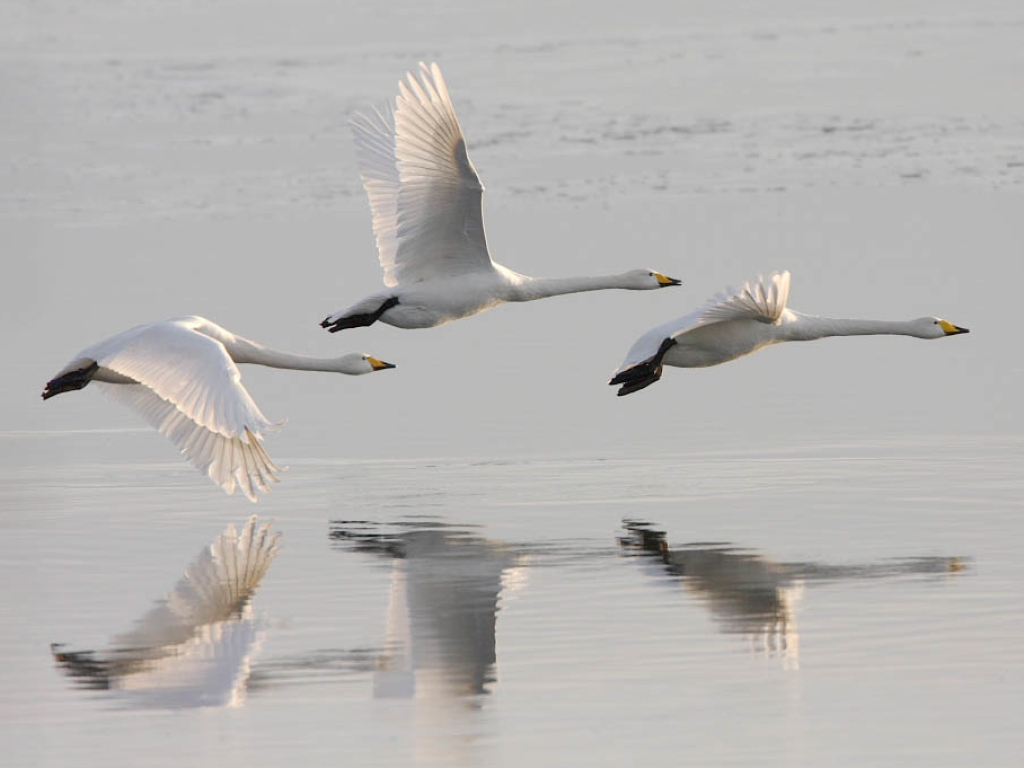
[1,2,1023,767]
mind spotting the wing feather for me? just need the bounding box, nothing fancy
[697,271,791,326]
[353,62,492,287]
[95,380,279,503]
[351,106,402,287]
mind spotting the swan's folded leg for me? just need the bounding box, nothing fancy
[42,361,100,400]
[321,296,400,333]
[610,362,665,396]
[609,338,676,397]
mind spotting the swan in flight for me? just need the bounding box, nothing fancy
[320,62,680,333]
[42,316,395,499]
[609,271,969,396]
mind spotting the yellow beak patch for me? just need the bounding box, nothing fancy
[655,272,680,286]
[938,320,967,335]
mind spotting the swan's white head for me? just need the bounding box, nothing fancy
[335,353,397,375]
[910,317,970,339]
[623,269,682,290]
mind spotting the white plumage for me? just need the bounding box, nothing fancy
[321,62,680,333]
[610,271,969,395]
[43,316,395,500]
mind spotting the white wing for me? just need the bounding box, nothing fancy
[351,106,403,287]
[354,62,493,288]
[89,320,281,500]
[613,272,791,374]
[696,271,790,326]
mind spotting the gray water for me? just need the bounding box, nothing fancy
[3,439,1021,766]
[3,0,1023,765]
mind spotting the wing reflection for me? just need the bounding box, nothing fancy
[330,520,528,701]
[619,520,966,669]
[52,515,281,708]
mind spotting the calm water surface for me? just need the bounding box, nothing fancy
[2,434,1020,767]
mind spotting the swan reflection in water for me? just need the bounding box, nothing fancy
[619,520,966,670]
[330,520,529,702]
[327,520,530,766]
[52,516,281,708]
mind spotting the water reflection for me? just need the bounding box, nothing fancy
[52,516,281,709]
[328,519,529,766]
[330,519,528,701]
[619,520,966,669]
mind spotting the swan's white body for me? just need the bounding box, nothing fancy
[52,516,281,708]
[321,62,679,333]
[43,316,394,500]
[610,271,969,395]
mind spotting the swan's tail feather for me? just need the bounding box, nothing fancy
[42,361,99,400]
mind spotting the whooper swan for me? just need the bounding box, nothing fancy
[321,62,680,333]
[43,316,395,499]
[609,271,968,396]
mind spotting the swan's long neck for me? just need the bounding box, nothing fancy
[226,338,351,372]
[784,315,925,341]
[508,274,638,302]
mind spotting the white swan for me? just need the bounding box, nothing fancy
[320,62,680,332]
[42,316,395,499]
[609,270,969,395]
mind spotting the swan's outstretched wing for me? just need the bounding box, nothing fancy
[351,106,403,287]
[100,384,279,501]
[696,271,790,326]
[612,271,792,376]
[353,62,493,288]
[79,320,280,500]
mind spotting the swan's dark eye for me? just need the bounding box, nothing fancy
[648,272,653,276]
